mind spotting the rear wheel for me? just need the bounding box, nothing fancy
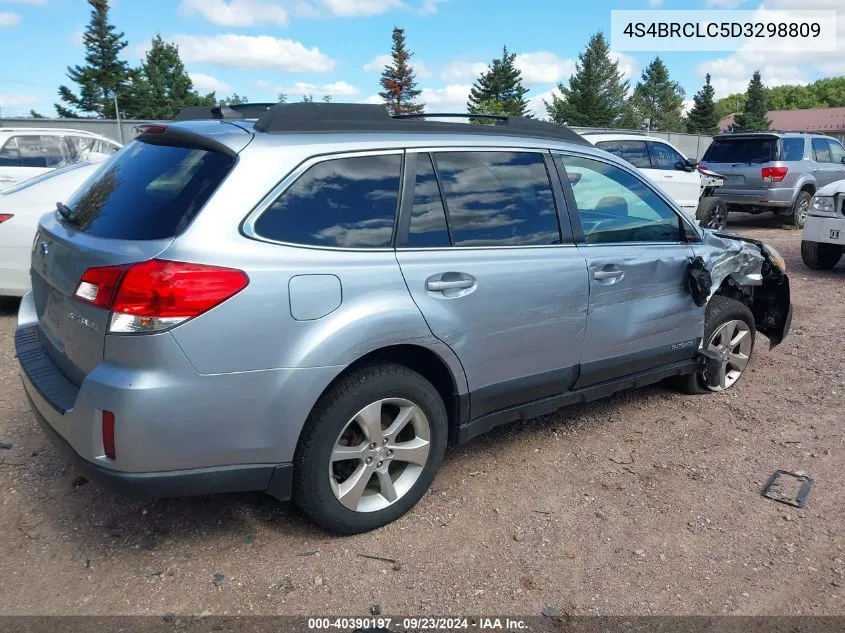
[675,296,756,395]
[801,240,843,270]
[696,196,728,230]
[785,191,812,227]
[293,363,447,534]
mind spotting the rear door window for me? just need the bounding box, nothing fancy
[434,151,560,247]
[404,154,450,248]
[780,138,805,161]
[64,141,235,240]
[254,153,402,248]
[812,138,832,163]
[15,135,67,168]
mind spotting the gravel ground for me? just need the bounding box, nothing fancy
[0,214,843,617]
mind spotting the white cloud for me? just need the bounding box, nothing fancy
[319,0,402,17]
[418,0,447,14]
[362,54,431,78]
[0,11,20,26]
[71,29,84,46]
[682,98,695,115]
[180,0,288,26]
[527,88,561,119]
[168,34,335,72]
[514,52,576,85]
[440,60,488,82]
[610,50,638,82]
[0,92,39,109]
[189,72,232,94]
[419,83,472,111]
[279,80,360,97]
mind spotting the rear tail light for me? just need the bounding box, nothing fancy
[0,213,13,224]
[761,166,789,183]
[102,410,116,460]
[135,123,167,134]
[74,259,249,333]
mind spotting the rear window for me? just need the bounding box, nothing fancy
[64,141,234,240]
[703,138,778,164]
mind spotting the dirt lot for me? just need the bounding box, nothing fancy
[0,214,843,617]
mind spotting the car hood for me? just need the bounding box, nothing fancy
[815,179,845,197]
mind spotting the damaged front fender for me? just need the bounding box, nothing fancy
[691,231,793,348]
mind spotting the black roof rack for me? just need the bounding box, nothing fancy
[174,102,276,122]
[251,102,589,145]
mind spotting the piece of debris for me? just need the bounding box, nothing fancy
[371,601,381,616]
[212,573,226,587]
[542,606,559,618]
[163,613,176,623]
[313,576,324,587]
[243,534,256,544]
[297,550,319,557]
[762,470,813,508]
[513,528,526,542]
[594,510,607,521]
[359,554,397,564]
[0,442,13,450]
[533,510,552,515]
[391,561,403,571]
[71,476,88,489]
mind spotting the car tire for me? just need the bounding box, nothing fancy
[293,363,447,534]
[801,240,843,270]
[785,190,812,228]
[675,295,756,395]
[696,197,728,230]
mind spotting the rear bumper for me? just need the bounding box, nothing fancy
[24,385,292,500]
[719,187,794,208]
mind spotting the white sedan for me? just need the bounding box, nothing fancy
[0,159,104,297]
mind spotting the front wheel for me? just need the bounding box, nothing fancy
[675,295,756,395]
[293,363,447,534]
[801,240,843,270]
[696,196,728,230]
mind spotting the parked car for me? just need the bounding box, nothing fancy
[0,159,106,297]
[801,180,845,269]
[0,128,120,191]
[15,104,792,534]
[582,132,727,230]
[700,131,845,228]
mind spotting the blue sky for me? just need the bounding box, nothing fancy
[0,0,842,118]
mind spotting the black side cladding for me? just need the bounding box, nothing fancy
[253,102,590,145]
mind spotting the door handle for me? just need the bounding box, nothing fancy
[593,268,624,283]
[426,278,475,292]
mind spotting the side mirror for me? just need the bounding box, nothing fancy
[676,159,696,172]
[686,158,699,169]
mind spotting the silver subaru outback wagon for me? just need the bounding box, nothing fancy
[15,103,793,534]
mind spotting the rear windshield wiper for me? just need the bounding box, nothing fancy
[56,201,77,225]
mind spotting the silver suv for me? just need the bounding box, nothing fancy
[701,131,845,228]
[15,104,793,533]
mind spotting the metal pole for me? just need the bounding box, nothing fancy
[113,92,124,144]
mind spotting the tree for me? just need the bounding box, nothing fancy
[29,110,46,119]
[732,70,770,131]
[545,33,628,127]
[301,95,314,103]
[630,57,685,132]
[322,95,333,103]
[219,93,248,106]
[277,93,288,104]
[379,27,424,115]
[56,0,131,118]
[686,74,719,135]
[467,46,530,117]
[126,35,214,119]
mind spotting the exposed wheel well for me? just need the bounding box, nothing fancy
[799,183,816,197]
[713,277,754,311]
[315,345,461,437]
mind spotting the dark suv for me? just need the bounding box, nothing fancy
[701,132,845,228]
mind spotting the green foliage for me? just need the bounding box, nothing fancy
[56,0,131,118]
[630,57,685,132]
[322,95,333,103]
[686,74,719,135]
[125,35,214,119]
[716,76,845,125]
[219,93,249,106]
[29,110,46,119]
[731,70,770,131]
[467,46,530,117]
[301,95,314,103]
[277,93,288,104]
[545,33,628,127]
[379,27,424,115]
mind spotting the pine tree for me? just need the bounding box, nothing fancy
[686,74,719,134]
[127,35,214,119]
[379,27,424,115]
[219,94,248,106]
[545,33,628,127]
[630,57,685,132]
[277,93,288,104]
[56,0,131,118]
[732,71,771,132]
[466,46,530,117]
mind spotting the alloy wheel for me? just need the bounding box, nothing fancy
[704,319,753,391]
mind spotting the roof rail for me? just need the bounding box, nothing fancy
[174,102,276,122]
[252,103,589,145]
